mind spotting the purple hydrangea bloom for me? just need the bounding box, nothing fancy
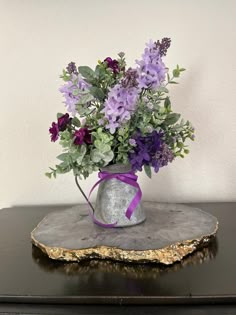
[128,130,174,172]
[102,83,139,134]
[59,74,90,115]
[136,40,168,90]
[49,122,59,142]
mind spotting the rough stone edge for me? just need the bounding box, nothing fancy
[31,210,219,265]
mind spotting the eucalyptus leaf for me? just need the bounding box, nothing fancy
[57,153,69,162]
[103,150,114,163]
[78,93,94,104]
[165,113,181,125]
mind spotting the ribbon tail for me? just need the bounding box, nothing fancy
[118,177,142,220]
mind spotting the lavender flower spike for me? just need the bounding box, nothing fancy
[59,74,90,115]
[102,82,139,134]
[136,39,168,90]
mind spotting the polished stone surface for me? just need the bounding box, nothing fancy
[31,202,218,264]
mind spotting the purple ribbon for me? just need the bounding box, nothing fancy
[88,171,142,228]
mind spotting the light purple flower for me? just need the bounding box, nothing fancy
[98,118,105,126]
[59,74,90,115]
[136,40,167,90]
[129,138,136,146]
[102,83,139,134]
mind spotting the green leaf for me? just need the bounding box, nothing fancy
[173,69,180,78]
[164,97,171,110]
[89,86,105,101]
[165,113,181,125]
[72,89,80,96]
[144,164,152,179]
[76,145,86,164]
[56,162,71,174]
[60,69,71,82]
[103,150,114,163]
[91,149,103,163]
[72,116,81,127]
[57,153,69,162]
[95,65,101,77]
[45,172,52,178]
[57,112,64,119]
[78,66,95,82]
[78,93,94,104]
[158,86,169,93]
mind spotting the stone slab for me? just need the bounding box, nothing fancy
[31,202,218,264]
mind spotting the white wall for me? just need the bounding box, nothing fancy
[0,0,236,208]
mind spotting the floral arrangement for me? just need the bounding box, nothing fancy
[46,38,194,180]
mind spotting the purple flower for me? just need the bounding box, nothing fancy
[74,128,92,145]
[104,57,120,74]
[121,68,139,88]
[49,122,59,142]
[128,130,174,173]
[136,39,168,90]
[59,74,90,115]
[57,113,71,131]
[156,37,171,57]
[151,143,174,171]
[66,62,78,75]
[102,83,139,134]
[98,118,105,126]
[129,138,136,146]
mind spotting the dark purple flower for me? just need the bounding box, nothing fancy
[128,130,174,173]
[155,38,171,57]
[57,113,71,131]
[104,57,120,74]
[153,143,174,169]
[66,62,78,75]
[49,122,59,142]
[74,128,92,145]
[121,68,139,88]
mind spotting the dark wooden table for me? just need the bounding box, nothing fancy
[0,202,236,314]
